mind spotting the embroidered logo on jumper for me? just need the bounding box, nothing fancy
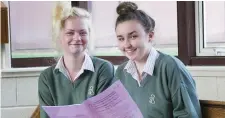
[88,86,94,96]
[149,94,155,104]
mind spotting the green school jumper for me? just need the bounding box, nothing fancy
[115,52,202,118]
[38,57,114,118]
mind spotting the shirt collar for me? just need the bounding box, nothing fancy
[124,47,159,76]
[54,53,95,73]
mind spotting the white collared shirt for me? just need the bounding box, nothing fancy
[124,47,159,86]
[54,53,95,81]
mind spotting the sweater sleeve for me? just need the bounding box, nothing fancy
[96,61,115,94]
[38,72,54,118]
[168,59,202,118]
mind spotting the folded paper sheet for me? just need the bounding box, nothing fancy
[42,80,143,118]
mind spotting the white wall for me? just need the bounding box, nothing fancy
[1,68,43,118]
[1,66,225,118]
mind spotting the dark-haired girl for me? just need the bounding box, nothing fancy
[114,2,202,118]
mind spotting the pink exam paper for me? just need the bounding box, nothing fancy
[42,80,143,118]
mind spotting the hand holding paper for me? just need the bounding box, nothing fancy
[42,80,143,118]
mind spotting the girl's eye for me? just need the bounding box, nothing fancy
[118,38,124,41]
[80,32,87,36]
[131,35,138,39]
[66,32,74,35]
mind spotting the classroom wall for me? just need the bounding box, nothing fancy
[1,66,225,118]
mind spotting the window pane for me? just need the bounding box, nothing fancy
[91,1,121,56]
[10,1,57,58]
[91,1,178,56]
[204,1,225,48]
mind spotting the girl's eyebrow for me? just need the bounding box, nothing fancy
[117,35,123,38]
[79,29,88,32]
[117,31,137,38]
[65,29,75,32]
[65,29,87,32]
[128,31,137,35]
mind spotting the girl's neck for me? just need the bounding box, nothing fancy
[134,49,150,79]
[63,53,85,73]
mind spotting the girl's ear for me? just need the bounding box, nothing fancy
[148,31,154,42]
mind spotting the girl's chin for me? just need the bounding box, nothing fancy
[124,51,137,60]
[69,47,84,52]
[66,49,84,55]
[126,54,137,61]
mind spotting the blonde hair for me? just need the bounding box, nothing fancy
[52,2,94,57]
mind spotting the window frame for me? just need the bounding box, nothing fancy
[195,1,225,57]
[1,1,11,69]
[9,1,127,68]
[8,1,225,68]
[177,1,225,66]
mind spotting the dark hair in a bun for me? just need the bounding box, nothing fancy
[116,2,138,15]
[115,2,155,33]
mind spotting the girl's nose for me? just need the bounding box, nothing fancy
[73,32,81,41]
[124,39,132,48]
